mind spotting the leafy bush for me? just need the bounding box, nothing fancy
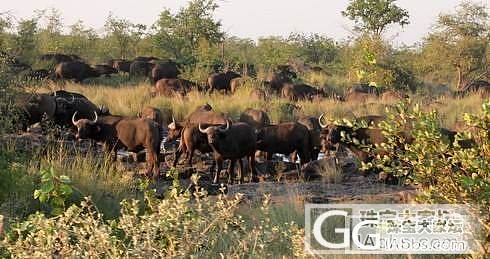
[1,182,302,258]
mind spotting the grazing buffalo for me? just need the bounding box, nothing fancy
[281,83,324,101]
[153,78,196,98]
[265,65,297,92]
[199,121,257,184]
[54,61,100,83]
[129,61,154,79]
[207,71,241,94]
[256,122,312,165]
[72,112,161,179]
[239,108,270,129]
[297,116,322,160]
[249,88,267,101]
[93,65,118,77]
[151,62,180,82]
[112,59,131,74]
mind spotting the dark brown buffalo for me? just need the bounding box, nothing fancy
[297,116,322,160]
[93,65,118,77]
[129,61,154,79]
[172,125,214,168]
[112,59,131,73]
[54,61,100,83]
[19,93,57,128]
[54,96,110,129]
[239,108,270,129]
[153,78,196,98]
[264,65,297,92]
[72,113,161,179]
[256,122,312,165]
[50,90,89,100]
[249,88,267,101]
[151,62,180,82]
[199,121,257,184]
[207,71,241,94]
[281,83,323,101]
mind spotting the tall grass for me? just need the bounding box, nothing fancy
[49,78,488,127]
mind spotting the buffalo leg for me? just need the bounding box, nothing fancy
[237,158,244,184]
[173,148,183,167]
[213,156,223,184]
[227,159,236,184]
[249,154,258,183]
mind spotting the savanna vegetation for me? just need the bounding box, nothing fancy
[0,0,489,257]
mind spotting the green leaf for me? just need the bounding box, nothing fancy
[59,185,73,196]
[51,207,64,216]
[52,197,65,207]
[39,193,48,203]
[41,182,54,193]
[59,175,72,184]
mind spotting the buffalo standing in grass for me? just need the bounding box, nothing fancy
[297,116,322,160]
[112,59,131,74]
[93,65,118,78]
[207,71,241,94]
[151,62,180,83]
[199,121,257,184]
[54,61,100,83]
[129,61,154,79]
[256,122,312,165]
[281,83,324,101]
[72,112,161,179]
[153,78,197,98]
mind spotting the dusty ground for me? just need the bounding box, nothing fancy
[2,128,419,205]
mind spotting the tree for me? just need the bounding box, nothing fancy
[0,12,12,49]
[342,0,410,37]
[34,8,64,53]
[153,0,223,64]
[419,1,489,89]
[11,19,38,61]
[104,14,147,59]
[288,33,338,65]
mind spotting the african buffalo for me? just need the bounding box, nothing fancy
[72,112,161,179]
[172,124,214,168]
[54,61,100,83]
[239,108,270,129]
[207,71,241,94]
[129,61,154,79]
[297,116,322,160]
[93,65,118,77]
[151,62,180,82]
[264,65,297,92]
[134,56,160,63]
[153,78,196,98]
[112,59,131,74]
[256,122,312,165]
[230,78,244,93]
[281,83,324,101]
[138,106,164,128]
[199,121,257,184]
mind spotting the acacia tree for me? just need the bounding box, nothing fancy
[420,1,489,90]
[342,0,409,38]
[153,0,223,65]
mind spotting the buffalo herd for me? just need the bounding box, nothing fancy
[8,52,484,185]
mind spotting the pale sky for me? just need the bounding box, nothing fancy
[2,0,486,45]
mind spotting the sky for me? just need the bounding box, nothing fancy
[1,0,483,45]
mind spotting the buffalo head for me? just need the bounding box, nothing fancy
[198,120,230,145]
[72,111,99,139]
[166,116,183,141]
